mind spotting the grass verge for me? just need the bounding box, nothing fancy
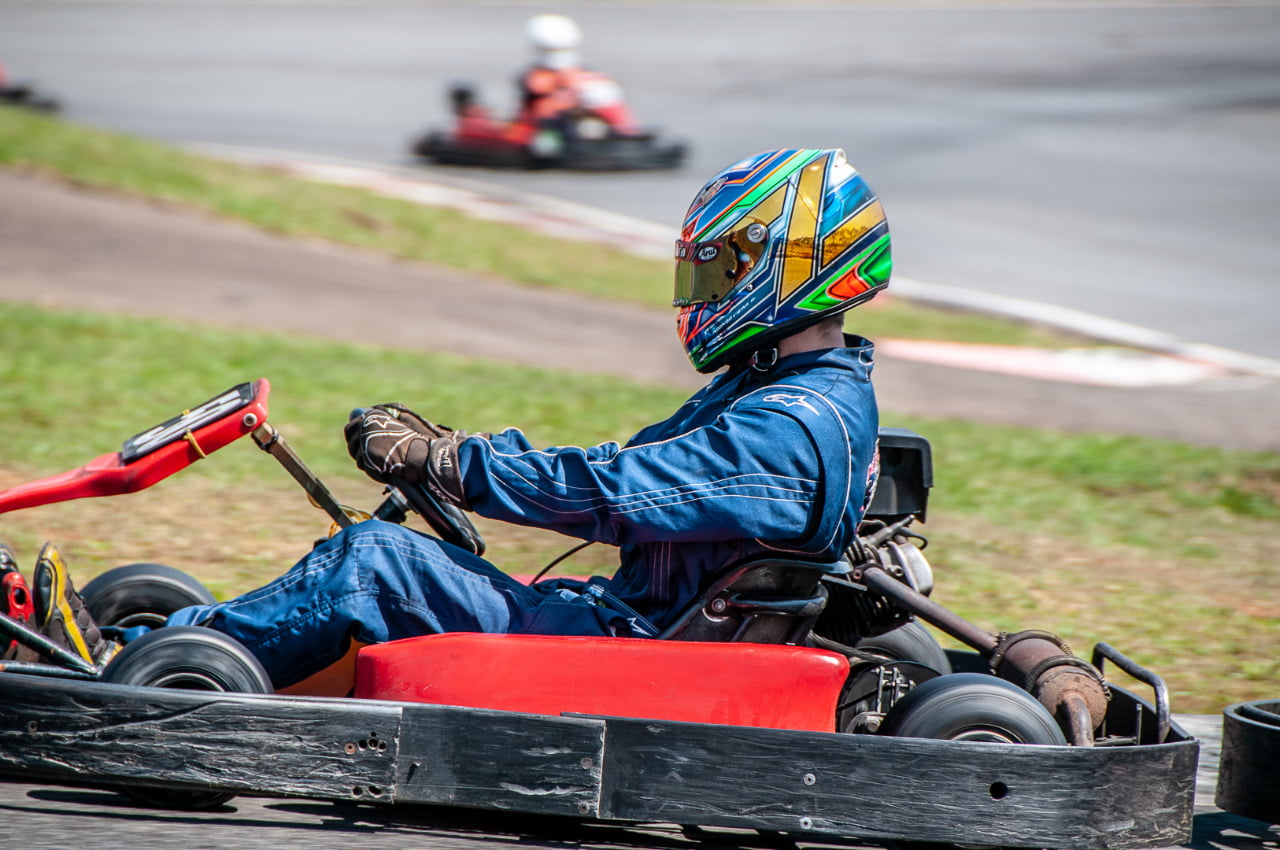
[0,103,1083,347]
[1,302,1276,713]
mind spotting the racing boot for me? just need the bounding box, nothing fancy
[32,542,118,666]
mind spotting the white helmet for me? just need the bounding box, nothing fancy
[528,14,581,50]
[527,14,581,69]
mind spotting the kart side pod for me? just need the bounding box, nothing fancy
[354,633,848,732]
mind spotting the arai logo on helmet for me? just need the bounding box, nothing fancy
[675,242,720,262]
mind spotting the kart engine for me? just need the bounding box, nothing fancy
[813,519,933,645]
[812,428,1111,742]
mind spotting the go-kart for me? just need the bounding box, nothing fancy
[0,80,60,114]
[0,379,1198,848]
[410,77,686,171]
[0,63,59,113]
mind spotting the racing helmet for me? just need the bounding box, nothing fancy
[527,14,581,70]
[675,149,891,373]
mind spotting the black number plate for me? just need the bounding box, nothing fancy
[120,383,257,464]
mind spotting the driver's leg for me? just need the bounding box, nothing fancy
[167,520,546,689]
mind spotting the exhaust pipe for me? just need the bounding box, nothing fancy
[853,563,1109,746]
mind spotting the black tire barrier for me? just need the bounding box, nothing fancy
[1216,699,1280,824]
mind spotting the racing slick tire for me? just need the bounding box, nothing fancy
[837,621,953,733]
[101,626,273,809]
[878,672,1067,745]
[82,563,216,629]
[855,620,952,675]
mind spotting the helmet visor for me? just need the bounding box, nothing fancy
[673,240,738,307]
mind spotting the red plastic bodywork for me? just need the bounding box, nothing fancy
[453,108,537,147]
[0,378,271,516]
[454,106,537,148]
[354,633,847,732]
[452,107,641,150]
[449,68,643,153]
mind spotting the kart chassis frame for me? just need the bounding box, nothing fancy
[0,654,1196,850]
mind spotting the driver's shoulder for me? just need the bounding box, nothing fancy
[733,371,848,419]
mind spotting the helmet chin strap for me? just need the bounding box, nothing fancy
[749,346,779,373]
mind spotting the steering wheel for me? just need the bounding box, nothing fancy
[389,476,486,557]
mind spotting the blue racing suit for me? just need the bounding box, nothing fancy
[169,337,879,687]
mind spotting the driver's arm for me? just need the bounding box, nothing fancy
[456,404,854,548]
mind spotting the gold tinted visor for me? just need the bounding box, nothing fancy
[673,240,738,307]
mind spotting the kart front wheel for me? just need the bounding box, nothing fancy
[102,626,273,809]
[878,673,1066,745]
[82,563,216,629]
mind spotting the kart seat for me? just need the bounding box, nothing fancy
[658,556,850,644]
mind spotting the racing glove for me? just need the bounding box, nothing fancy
[344,404,473,507]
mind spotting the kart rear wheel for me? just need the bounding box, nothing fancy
[82,563,215,629]
[838,621,952,733]
[855,620,952,674]
[878,672,1066,745]
[101,626,273,809]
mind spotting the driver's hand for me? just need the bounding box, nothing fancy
[345,404,479,491]
[368,402,457,440]
[345,406,434,485]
